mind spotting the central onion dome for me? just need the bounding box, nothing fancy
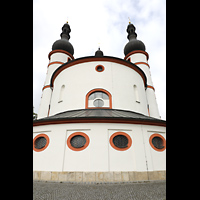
[95,47,104,57]
[52,22,74,56]
[124,23,146,56]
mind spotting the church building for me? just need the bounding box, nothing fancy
[33,21,166,182]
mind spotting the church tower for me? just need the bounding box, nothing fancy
[124,22,160,119]
[37,22,74,119]
[33,22,166,183]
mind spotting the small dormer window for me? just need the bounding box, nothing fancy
[86,89,112,109]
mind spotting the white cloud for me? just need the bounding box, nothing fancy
[33,0,166,119]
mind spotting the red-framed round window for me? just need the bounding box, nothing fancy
[33,134,50,152]
[95,65,105,72]
[109,132,132,151]
[149,134,166,152]
[67,132,90,151]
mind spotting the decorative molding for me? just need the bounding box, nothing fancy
[48,61,64,68]
[33,117,166,127]
[124,50,149,60]
[42,85,51,91]
[48,49,74,60]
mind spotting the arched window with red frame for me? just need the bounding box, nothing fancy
[85,89,112,109]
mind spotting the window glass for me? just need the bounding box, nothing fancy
[102,93,109,99]
[89,92,109,100]
[89,93,95,100]
[70,135,86,148]
[35,137,47,149]
[113,135,128,148]
[95,92,103,98]
[93,99,104,107]
[152,136,164,149]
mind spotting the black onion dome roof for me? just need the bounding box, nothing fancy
[52,39,74,55]
[52,22,74,56]
[124,23,146,56]
[95,47,104,57]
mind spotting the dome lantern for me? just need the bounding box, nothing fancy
[52,22,74,56]
[124,23,146,56]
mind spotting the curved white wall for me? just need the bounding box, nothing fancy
[33,122,166,172]
[49,61,149,116]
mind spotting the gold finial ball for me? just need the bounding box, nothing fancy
[128,17,131,24]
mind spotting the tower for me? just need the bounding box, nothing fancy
[124,22,160,119]
[37,22,74,119]
[33,22,166,183]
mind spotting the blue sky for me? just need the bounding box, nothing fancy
[33,0,166,119]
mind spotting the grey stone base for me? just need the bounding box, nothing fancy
[33,171,166,183]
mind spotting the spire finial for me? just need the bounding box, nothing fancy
[128,17,131,24]
[126,22,137,40]
[60,22,71,40]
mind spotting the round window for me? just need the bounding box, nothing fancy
[95,65,105,72]
[149,134,166,152]
[35,137,47,149]
[33,134,50,152]
[113,135,128,148]
[93,99,104,107]
[110,132,132,151]
[70,135,86,148]
[67,132,90,151]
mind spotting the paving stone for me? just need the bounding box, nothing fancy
[33,180,166,200]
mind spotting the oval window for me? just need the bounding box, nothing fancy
[33,134,50,152]
[109,132,132,151]
[95,65,105,72]
[149,134,166,152]
[67,132,90,151]
[70,135,86,148]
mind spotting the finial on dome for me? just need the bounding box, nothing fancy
[128,17,131,24]
[95,47,104,57]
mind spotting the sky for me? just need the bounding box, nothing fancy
[33,0,166,120]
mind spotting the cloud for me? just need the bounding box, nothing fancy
[33,0,166,119]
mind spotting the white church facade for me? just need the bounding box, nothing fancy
[33,22,166,182]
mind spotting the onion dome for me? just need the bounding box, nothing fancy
[95,47,104,57]
[124,22,146,56]
[52,22,74,56]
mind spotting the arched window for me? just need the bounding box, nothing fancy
[133,85,140,103]
[86,89,112,109]
[58,85,65,103]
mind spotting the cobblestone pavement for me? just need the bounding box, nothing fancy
[33,180,166,200]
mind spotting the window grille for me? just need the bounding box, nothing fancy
[34,137,47,149]
[152,136,164,149]
[113,135,128,148]
[70,135,86,148]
